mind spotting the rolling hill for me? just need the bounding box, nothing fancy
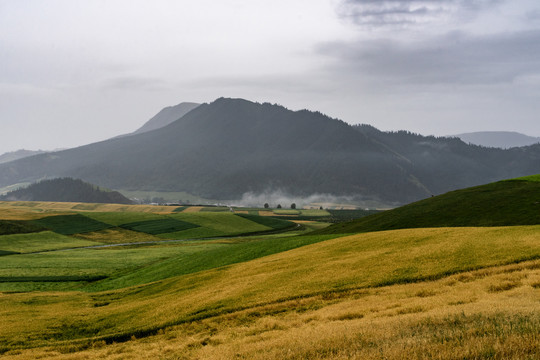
[1,98,540,206]
[315,176,540,235]
[0,178,133,204]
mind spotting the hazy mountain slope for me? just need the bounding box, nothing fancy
[0,149,46,164]
[0,178,133,204]
[453,131,540,149]
[354,125,540,196]
[133,102,200,135]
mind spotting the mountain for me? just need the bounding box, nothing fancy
[453,131,540,149]
[353,125,540,197]
[0,98,539,206]
[0,149,47,164]
[0,178,133,204]
[315,175,540,235]
[132,102,200,135]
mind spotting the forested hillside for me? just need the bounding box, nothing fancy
[0,178,133,204]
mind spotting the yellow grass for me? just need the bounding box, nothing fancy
[3,260,539,359]
[72,228,161,244]
[0,201,178,215]
[0,225,538,354]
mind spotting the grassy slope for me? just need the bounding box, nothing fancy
[30,214,113,235]
[316,180,540,235]
[0,219,44,235]
[516,174,540,182]
[0,225,539,352]
[0,231,100,253]
[11,260,538,360]
[235,213,296,231]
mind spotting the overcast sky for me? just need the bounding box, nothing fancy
[2,0,540,154]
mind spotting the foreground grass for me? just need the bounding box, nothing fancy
[0,225,539,353]
[2,259,539,359]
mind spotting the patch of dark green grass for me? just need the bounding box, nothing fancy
[235,214,295,231]
[0,250,19,256]
[30,214,112,235]
[120,218,199,235]
[0,220,44,236]
[172,206,188,213]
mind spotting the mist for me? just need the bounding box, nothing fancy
[233,190,393,210]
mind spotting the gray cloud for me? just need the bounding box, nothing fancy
[100,76,171,91]
[335,0,502,28]
[318,29,540,85]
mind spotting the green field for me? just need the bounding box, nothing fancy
[30,214,113,235]
[0,219,44,235]
[0,231,99,253]
[119,218,199,235]
[235,213,296,231]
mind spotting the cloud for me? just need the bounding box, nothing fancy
[318,29,540,86]
[335,0,503,29]
[100,76,170,91]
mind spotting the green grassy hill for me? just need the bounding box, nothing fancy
[315,178,540,235]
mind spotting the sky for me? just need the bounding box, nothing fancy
[1,0,540,154]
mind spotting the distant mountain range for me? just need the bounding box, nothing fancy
[0,98,539,206]
[453,131,540,149]
[0,178,133,204]
[0,149,47,164]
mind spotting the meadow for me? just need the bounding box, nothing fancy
[0,226,538,358]
[0,183,539,359]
